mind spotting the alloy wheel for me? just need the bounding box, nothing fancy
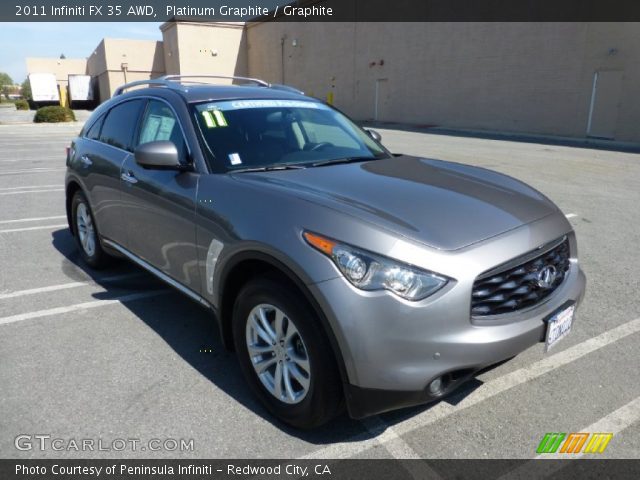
[76,202,96,257]
[245,304,311,404]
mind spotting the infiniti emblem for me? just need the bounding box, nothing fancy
[536,265,558,289]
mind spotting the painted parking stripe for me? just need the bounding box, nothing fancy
[0,188,64,196]
[301,317,640,459]
[0,290,166,326]
[0,158,65,163]
[0,185,60,191]
[0,224,67,233]
[566,213,578,219]
[0,168,64,176]
[0,272,144,300]
[0,215,66,225]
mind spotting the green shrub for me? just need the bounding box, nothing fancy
[15,99,29,110]
[33,106,75,123]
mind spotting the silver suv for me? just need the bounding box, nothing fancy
[65,75,586,428]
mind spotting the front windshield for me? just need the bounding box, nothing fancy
[194,99,388,171]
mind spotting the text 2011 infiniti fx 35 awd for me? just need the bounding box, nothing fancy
[65,75,586,428]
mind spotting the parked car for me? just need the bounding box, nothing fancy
[65,75,586,428]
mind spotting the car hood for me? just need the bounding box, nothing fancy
[231,155,559,251]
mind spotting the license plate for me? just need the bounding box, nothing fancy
[545,303,575,351]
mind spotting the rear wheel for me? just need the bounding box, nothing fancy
[71,191,112,269]
[232,276,343,428]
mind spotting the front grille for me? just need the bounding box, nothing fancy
[471,237,570,317]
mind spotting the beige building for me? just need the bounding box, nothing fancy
[26,19,640,143]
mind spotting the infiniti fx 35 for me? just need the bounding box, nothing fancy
[65,76,586,428]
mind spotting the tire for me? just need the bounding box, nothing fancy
[232,276,343,428]
[71,191,111,269]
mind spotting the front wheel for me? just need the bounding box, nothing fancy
[232,277,343,428]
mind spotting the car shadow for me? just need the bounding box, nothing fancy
[51,227,482,444]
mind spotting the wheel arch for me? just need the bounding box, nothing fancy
[217,250,349,386]
[65,179,83,236]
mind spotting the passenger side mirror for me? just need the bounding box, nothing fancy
[365,129,382,143]
[134,141,182,169]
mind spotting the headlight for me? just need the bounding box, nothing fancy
[303,231,448,301]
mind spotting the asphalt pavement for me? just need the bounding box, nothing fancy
[0,121,638,460]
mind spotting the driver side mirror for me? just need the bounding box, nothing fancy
[365,128,382,143]
[134,141,183,169]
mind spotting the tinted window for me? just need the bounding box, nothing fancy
[100,100,144,151]
[85,114,104,140]
[137,100,187,160]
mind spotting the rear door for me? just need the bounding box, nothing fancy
[74,99,144,244]
[121,98,201,293]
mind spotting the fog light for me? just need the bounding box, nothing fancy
[428,377,443,395]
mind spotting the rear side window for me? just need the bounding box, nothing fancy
[100,100,144,151]
[85,114,104,141]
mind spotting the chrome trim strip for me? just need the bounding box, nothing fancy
[103,239,212,309]
[476,235,568,280]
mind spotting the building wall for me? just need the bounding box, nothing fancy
[87,38,166,101]
[246,22,640,142]
[25,57,87,89]
[160,22,248,81]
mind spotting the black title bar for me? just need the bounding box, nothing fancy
[4,0,640,22]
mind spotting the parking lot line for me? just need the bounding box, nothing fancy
[0,290,167,326]
[0,168,65,176]
[0,223,67,233]
[0,272,144,300]
[0,185,60,191]
[0,215,66,225]
[301,316,640,459]
[0,188,64,196]
[566,213,577,218]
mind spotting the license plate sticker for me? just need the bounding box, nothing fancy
[545,304,575,351]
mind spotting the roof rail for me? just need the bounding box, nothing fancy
[163,74,270,87]
[113,73,271,97]
[113,79,172,96]
[113,74,303,97]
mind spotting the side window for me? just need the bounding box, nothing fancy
[137,100,188,160]
[85,114,104,141]
[100,100,144,151]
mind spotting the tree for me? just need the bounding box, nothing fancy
[21,78,32,100]
[0,72,14,100]
[0,72,13,87]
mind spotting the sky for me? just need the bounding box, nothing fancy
[0,23,162,83]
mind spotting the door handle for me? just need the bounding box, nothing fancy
[120,171,138,185]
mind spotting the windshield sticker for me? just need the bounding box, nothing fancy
[228,153,242,165]
[202,110,216,128]
[212,110,228,127]
[208,100,329,112]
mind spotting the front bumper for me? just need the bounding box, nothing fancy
[308,240,586,419]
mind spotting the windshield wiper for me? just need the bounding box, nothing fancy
[231,163,307,173]
[310,156,377,168]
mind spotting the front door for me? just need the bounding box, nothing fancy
[121,98,201,293]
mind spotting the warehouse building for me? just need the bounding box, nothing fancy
[26,19,640,143]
